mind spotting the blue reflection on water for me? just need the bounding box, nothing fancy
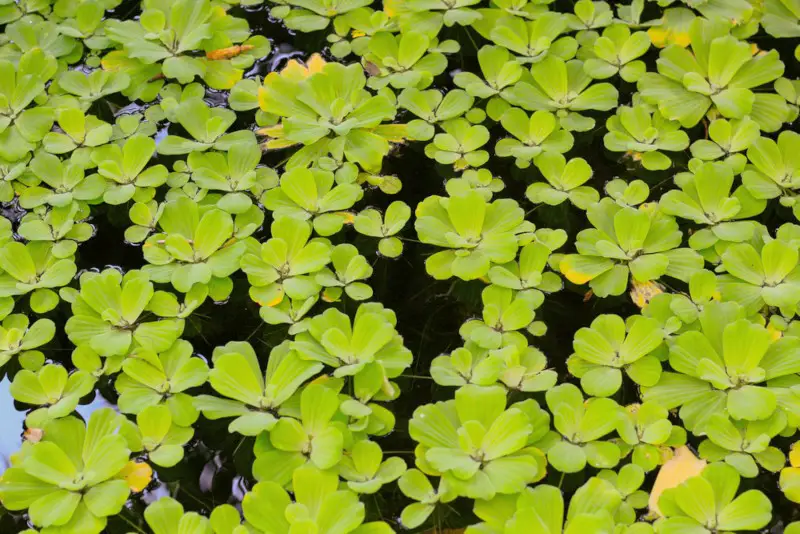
[0,378,118,474]
[75,389,116,420]
[0,377,24,473]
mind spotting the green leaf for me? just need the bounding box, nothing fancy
[727,386,776,421]
[83,479,130,517]
[28,489,81,528]
[455,385,507,430]
[548,441,586,473]
[717,490,772,531]
[22,441,77,487]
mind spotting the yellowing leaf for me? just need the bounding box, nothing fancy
[781,466,800,503]
[263,138,298,150]
[373,124,409,143]
[627,150,644,162]
[118,460,153,493]
[561,264,594,285]
[630,280,664,309]
[255,125,284,137]
[790,442,800,468]
[768,323,783,341]
[310,374,332,386]
[648,446,706,517]
[648,27,690,48]
[256,124,299,150]
[23,428,43,443]
[384,0,399,17]
[206,44,255,61]
[673,32,691,47]
[279,53,327,80]
[307,54,326,74]
[267,291,284,307]
[648,7,695,48]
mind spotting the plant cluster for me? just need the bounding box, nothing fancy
[2,0,800,533]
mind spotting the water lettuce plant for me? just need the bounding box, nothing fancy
[660,161,766,262]
[469,474,645,534]
[290,303,412,380]
[583,23,651,82]
[495,109,574,169]
[22,153,105,209]
[0,241,77,307]
[484,12,576,65]
[185,139,278,211]
[115,340,208,426]
[643,302,800,432]
[501,55,619,131]
[261,167,363,236]
[9,363,96,427]
[0,314,55,371]
[424,118,491,170]
[195,340,322,436]
[616,402,687,472]
[717,237,800,315]
[241,216,333,307]
[409,385,547,499]
[536,383,621,473]
[253,382,347,479]
[742,131,800,209]
[339,439,406,494]
[689,117,760,172]
[104,0,261,89]
[415,191,531,280]
[655,463,772,532]
[91,134,167,205]
[487,241,564,298]
[0,409,137,533]
[242,464,393,534]
[698,412,787,477]
[638,17,786,129]
[64,268,184,358]
[0,49,56,162]
[257,61,398,171]
[353,200,411,258]
[603,104,690,170]
[142,496,212,534]
[398,87,474,141]
[525,152,597,209]
[567,314,664,397]
[559,199,703,297]
[157,99,255,155]
[142,197,248,295]
[361,31,449,89]
[453,45,523,114]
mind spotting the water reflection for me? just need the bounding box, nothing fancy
[0,379,117,475]
[75,389,117,420]
[0,377,25,473]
